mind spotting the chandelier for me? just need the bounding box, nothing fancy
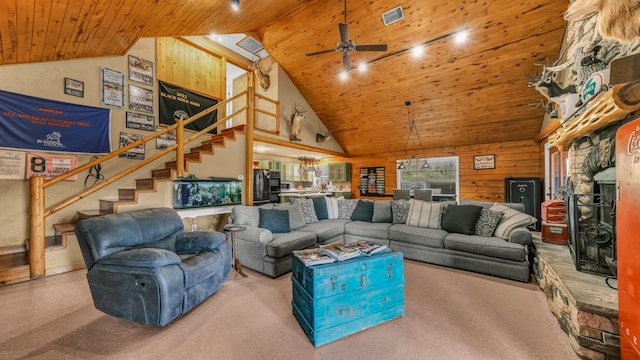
[397,101,430,170]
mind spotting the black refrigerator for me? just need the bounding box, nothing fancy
[253,169,271,205]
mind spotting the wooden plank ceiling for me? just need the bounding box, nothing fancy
[0,0,569,157]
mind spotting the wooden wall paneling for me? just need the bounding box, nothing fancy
[29,0,52,62]
[50,0,88,60]
[15,0,34,64]
[73,0,115,59]
[103,0,147,55]
[0,0,18,63]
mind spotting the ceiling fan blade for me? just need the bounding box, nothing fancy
[343,51,351,72]
[338,22,349,44]
[355,44,388,52]
[306,49,337,56]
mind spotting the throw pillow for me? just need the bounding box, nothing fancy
[312,197,329,220]
[326,197,339,219]
[391,200,411,224]
[351,200,374,222]
[337,199,358,220]
[474,209,504,237]
[372,200,392,223]
[258,208,291,233]
[292,198,319,224]
[405,200,444,229]
[440,204,483,235]
[491,203,537,240]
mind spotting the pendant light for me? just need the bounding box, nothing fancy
[397,101,430,170]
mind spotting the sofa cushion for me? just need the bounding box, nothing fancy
[391,200,411,224]
[351,200,374,222]
[265,231,317,258]
[326,197,339,219]
[344,221,393,240]
[292,198,319,224]
[491,203,537,240]
[337,199,358,220]
[312,197,329,220]
[274,203,306,230]
[443,233,527,262]
[388,224,447,248]
[406,200,443,229]
[474,209,504,237]
[372,200,392,223]
[258,208,290,233]
[231,206,259,227]
[441,204,483,235]
[299,219,349,242]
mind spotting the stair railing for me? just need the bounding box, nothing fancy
[28,86,278,278]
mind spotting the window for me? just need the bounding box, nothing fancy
[396,156,459,197]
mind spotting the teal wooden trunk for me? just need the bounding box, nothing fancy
[291,251,405,347]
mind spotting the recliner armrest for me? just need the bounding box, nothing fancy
[508,226,533,246]
[175,231,227,253]
[99,248,181,268]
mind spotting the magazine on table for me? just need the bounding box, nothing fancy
[293,248,335,266]
[349,240,388,256]
[319,242,362,261]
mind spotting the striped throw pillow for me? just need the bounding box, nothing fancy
[405,199,443,229]
[490,203,537,240]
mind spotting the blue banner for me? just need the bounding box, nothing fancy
[0,89,111,154]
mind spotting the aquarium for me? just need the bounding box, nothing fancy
[173,178,242,209]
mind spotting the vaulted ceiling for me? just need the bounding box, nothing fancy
[0,0,569,157]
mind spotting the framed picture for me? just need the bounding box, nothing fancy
[473,154,496,170]
[64,78,84,97]
[128,55,154,86]
[126,112,155,131]
[118,132,145,160]
[101,67,125,108]
[156,126,177,149]
[128,84,153,114]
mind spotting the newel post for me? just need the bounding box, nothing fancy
[176,119,184,178]
[29,176,46,278]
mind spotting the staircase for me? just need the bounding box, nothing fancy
[0,126,245,285]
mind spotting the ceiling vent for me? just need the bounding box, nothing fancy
[382,6,404,26]
[237,36,264,54]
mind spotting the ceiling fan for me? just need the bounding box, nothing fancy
[305,0,388,73]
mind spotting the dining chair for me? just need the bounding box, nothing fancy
[393,189,411,200]
[413,189,433,201]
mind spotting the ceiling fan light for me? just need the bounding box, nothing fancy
[358,63,368,73]
[339,71,349,81]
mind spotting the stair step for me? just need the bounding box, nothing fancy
[190,144,214,153]
[152,168,173,179]
[185,152,201,161]
[48,223,76,250]
[77,209,111,220]
[118,189,136,201]
[136,178,156,191]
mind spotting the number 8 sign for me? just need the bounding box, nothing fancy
[26,153,78,180]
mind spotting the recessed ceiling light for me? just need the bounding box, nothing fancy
[411,46,424,58]
[231,0,240,11]
[339,72,348,81]
[454,30,468,44]
[358,63,368,73]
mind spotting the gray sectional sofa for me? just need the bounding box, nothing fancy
[228,199,536,282]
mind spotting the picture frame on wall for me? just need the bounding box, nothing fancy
[118,131,145,160]
[156,126,177,150]
[64,78,84,97]
[126,112,155,131]
[473,154,496,170]
[128,84,153,114]
[101,67,125,108]
[128,55,154,86]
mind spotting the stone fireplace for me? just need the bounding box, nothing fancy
[566,124,618,276]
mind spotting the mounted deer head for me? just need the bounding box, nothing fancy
[316,128,332,144]
[564,0,640,43]
[290,104,306,142]
[249,56,274,91]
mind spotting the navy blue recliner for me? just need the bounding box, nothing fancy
[75,207,231,326]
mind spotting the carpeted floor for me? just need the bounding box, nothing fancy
[0,260,579,360]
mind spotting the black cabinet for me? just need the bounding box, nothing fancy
[505,177,542,231]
